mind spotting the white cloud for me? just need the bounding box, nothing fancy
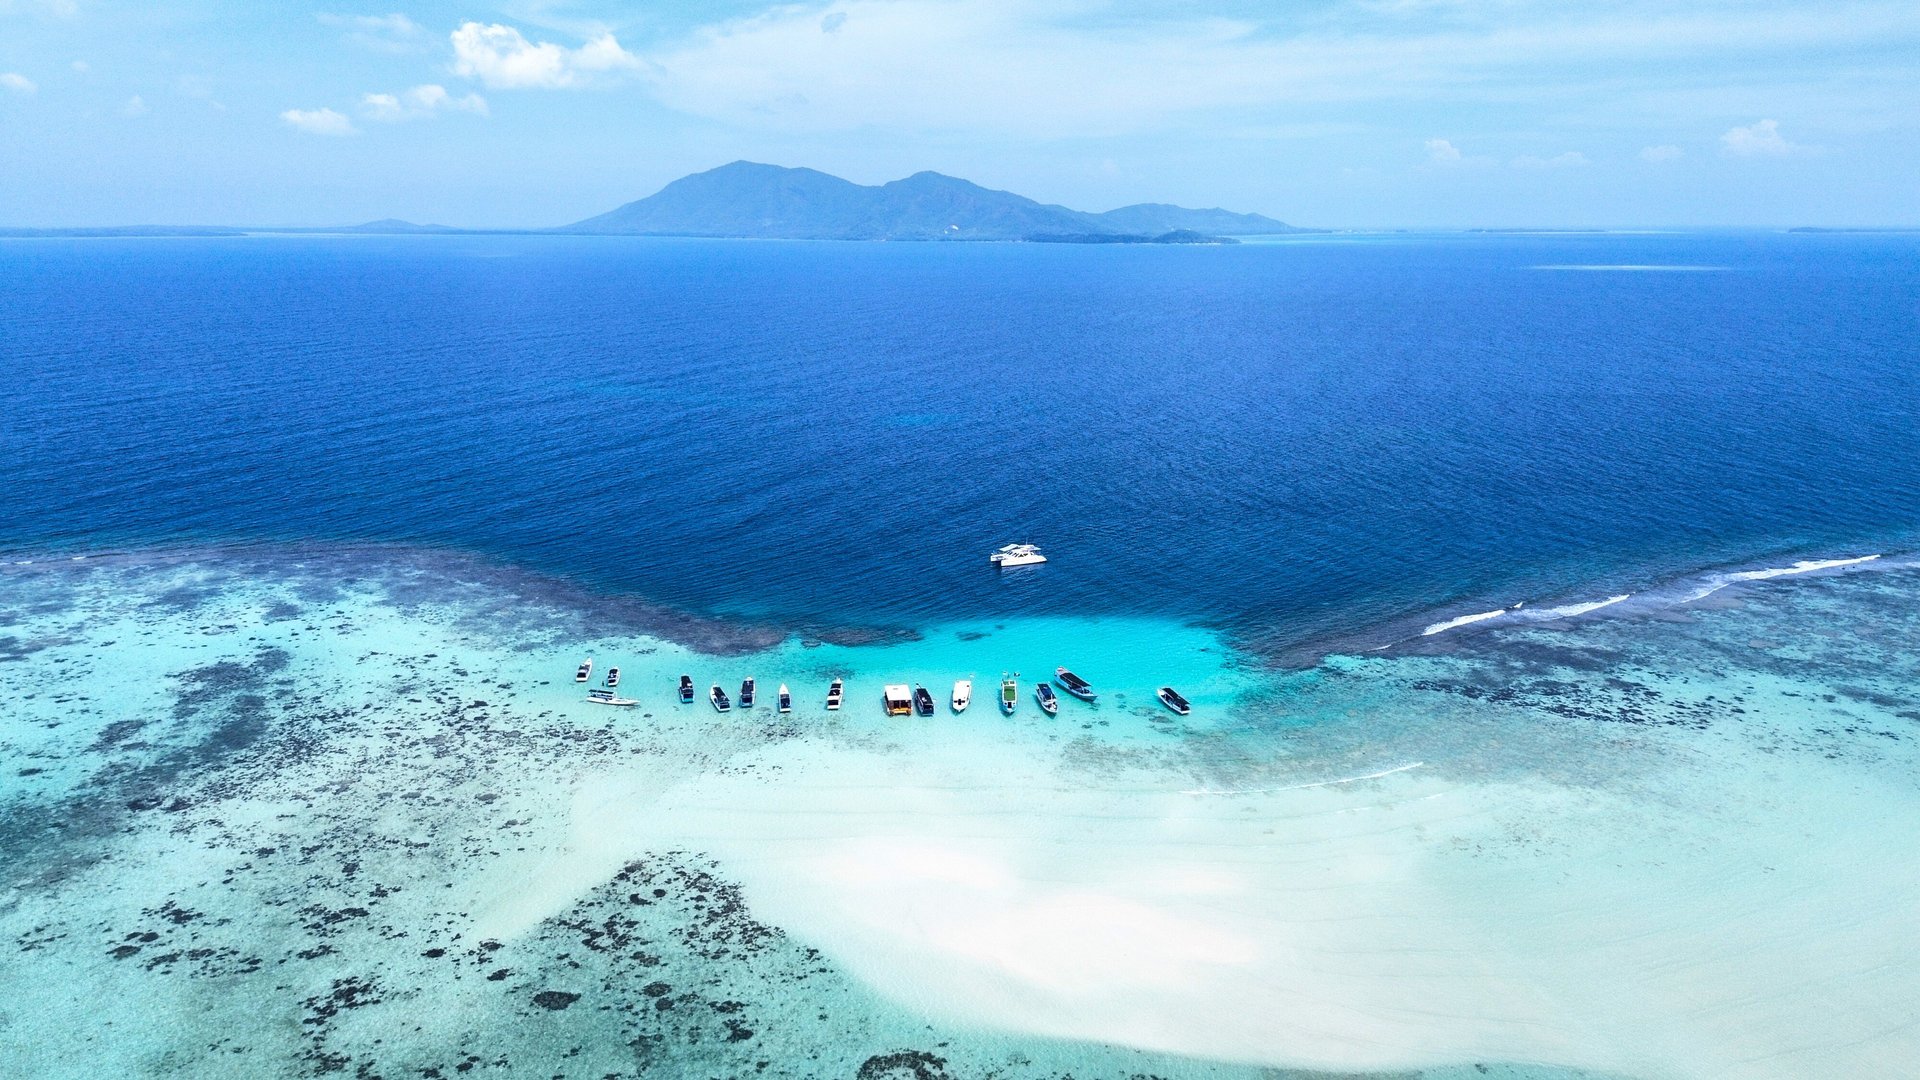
[319,12,424,53]
[1640,144,1683,162]
[1425,137,1462,163]
[362,83,489,120]
[450,22,640,89]
[0,71,37,94]
[122,94,147,117]
[632,0,1920,139]
[1720,118,1796,156]
[1512,150,1588,168]
[280,106,356,136]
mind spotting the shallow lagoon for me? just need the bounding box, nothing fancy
[2,546,1916,1078]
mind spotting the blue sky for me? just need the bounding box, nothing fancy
[1,0,1915,227]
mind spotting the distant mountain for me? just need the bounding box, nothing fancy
[1092,203,1296,236]
[341,219,460,234]
[563,161,1308,241]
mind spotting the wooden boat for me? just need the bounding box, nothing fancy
[826,678,843,711]
[574,657,593,683]
[777,684,792,713]
[678,674,694,703]
[1157,686,1192,715]
[1034,682,1059,716]
[912,684,935,717]
[586,688,638,707]
[710,684,731,712]
[1054,667,1096,702]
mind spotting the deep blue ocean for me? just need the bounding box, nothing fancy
[3,232,1916,656]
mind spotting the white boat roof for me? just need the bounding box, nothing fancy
[883,684,911,697]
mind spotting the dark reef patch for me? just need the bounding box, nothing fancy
[857,1050,952,1080]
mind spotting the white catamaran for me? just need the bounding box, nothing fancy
[989,543,1047,567]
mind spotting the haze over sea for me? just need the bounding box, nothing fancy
[2,231,1919,1079]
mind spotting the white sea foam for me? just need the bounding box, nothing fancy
[1538,593,1631,618]
[1421,607,1509,636]
[1682,554,1881,602]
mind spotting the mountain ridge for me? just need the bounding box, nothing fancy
[563,161,1309,240]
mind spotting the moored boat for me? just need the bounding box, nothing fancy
[999,673,1018,715]
[883,684,913,717]
[678,674,694,703]
[777,683,792,713]
[1034,682,1059,715]
[989,543,1047,567]
[604,666,621,688]
[1055,667,1096,702]
[1157,686,1192,715]
[740,677,756,708]
[952,679,971,713]
[913,684,935,717]
[826,678,843,711]
[586,688,639,707]
[575,657,593,683]
[710,684,731,712]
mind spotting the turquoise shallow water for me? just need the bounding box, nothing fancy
[2,545,1915,1078]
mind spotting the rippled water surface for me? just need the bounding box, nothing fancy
[3,232,1916,650]
[2,233,1917,1080]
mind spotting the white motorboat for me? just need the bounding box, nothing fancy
[740,677,756,708]
[999,673,1018,715]
[826,678,843,711]
[951,679,971,713]
[586,688,638,707]
[604,666,621,688]
[710,684,731,712]
[1157,686,1192,715]
[989,543,1047,567]
[1034,682,1059,716]
[777,683,792,713]
[574,657,593,683]
[883,684,913,717]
